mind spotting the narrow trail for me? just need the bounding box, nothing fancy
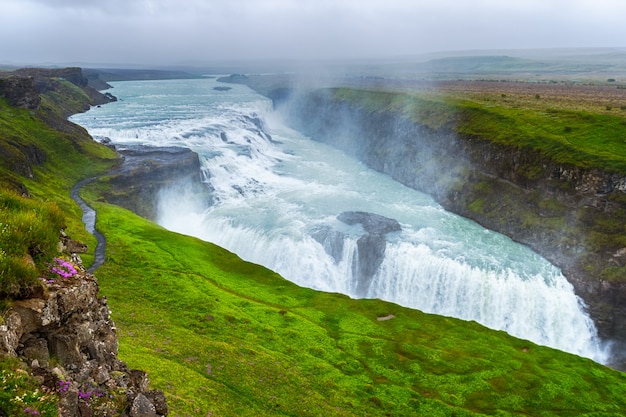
[70,178,106,273]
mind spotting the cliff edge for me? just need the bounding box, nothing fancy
[0,250,167,416]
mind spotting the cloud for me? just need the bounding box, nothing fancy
[1,0,626,66]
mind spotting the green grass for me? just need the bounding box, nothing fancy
[0,188,65,297]
[331,88,626,173]
[0,96,118,267]
[86,198,626,417]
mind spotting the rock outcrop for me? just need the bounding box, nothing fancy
[0,75,41,109]
[100,145,213,220]
[0,253,167,416]
[312,212,401,297]
[338,212,401,296]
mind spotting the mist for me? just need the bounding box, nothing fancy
[2,0,626,67]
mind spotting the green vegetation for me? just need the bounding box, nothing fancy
[0,189,64,298]
[0,95,118,268]
[2,71,626,416]
[83,198,626,416]
[332,87,626,173]
[0,358,58,416]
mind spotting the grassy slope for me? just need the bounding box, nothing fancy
[0,92,118,266]
[2,76,626,416]
[332,87,626,173]
[85,198,626,417]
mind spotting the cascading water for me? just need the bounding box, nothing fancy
[71,78,607,363]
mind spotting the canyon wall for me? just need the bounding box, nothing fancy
[270,87,626,361]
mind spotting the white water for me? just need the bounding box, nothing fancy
[71,78,607,362]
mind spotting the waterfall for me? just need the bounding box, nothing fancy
[70,78,608,364]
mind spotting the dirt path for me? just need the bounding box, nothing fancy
[70,178,106,273]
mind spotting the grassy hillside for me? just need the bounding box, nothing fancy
[331,86,626,173]
[80,197,626,416]
[2,72,626,416]
[0,93,117,275]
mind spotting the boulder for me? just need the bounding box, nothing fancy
[130,393,157,417]
[337,211,401,235]
[321,212,402,297]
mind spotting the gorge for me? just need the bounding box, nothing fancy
[246,79,626,366]
[70,77,609,365]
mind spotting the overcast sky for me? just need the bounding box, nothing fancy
[1,0,625,66]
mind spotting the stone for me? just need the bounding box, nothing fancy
[0,310,22,356]
[337,211,402,297]
[337,211,401,235]
[310,225,346,263]
[22,338,50,363]
[12,298,47,334]
[0,76,41,109]
[145,390,169,416]
[130,393,157,417]
[130,369,150,392]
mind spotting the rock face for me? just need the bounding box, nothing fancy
[274,88,626,362]
[0,258,167,416]
[312,211,401,297]
[339,212,401,296]
[101,145,213,220]
[0,76,41,109]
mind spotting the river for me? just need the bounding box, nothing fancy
[70,77,607,363]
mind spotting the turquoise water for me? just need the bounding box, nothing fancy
[71,78,607,362]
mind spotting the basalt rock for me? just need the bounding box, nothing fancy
[337,211,402,235]
[0,76,41,109]
[311,212,401,297]
[102,145,213,220]
[0,254,167,416]
[338,212,401,297]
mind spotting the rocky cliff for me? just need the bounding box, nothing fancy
[0,251,167,416]
[98,144,213,221]
[270,87,626,365]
